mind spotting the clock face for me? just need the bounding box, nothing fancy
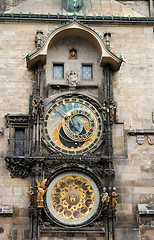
[44,97,103,155]
[46,172,100,226]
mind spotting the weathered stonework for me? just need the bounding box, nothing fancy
[0,0,154,239]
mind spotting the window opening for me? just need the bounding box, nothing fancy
[53,64,64,79]
[82,65,93,79]
[15,128,25,156]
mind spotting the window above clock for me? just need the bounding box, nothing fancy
[53,64,64,79]
[82,64,93,80]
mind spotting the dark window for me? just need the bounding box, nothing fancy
[82,65,92,79]
[53,64,64,78]
[15,128,25,156]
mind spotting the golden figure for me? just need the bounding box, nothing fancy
[36,178,47,207]
[102,187,110,209]
[27,186,34,206]
[111,187,119,208]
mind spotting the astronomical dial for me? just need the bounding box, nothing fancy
[44,97,103,155]
[45,172,100,226]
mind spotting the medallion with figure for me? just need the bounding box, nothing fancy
[43,96,103,155]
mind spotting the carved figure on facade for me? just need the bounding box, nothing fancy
[36,178,47,207]
[35,29,43,48]
[102,187,110,209]
[111,187,119,209]
[27,186,35,206]
[38,99,44,120]
[102,103,109,121]
[66,70,79,86]
[32,98,38,120]
[109,103,116,122]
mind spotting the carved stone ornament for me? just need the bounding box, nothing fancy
[66,70,79,86]
[148,135,154,145]
[136,135,144,145]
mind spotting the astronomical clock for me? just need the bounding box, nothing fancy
[43,96,103,155]
[42,93,104,228]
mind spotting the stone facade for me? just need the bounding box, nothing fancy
[0,1,154,240]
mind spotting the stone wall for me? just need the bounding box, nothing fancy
[0,20,154,239]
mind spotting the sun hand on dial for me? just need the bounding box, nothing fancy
[62,109,95,142]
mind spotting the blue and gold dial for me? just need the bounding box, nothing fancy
[44,97,103,155]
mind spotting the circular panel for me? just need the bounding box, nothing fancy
[46,172,100,226]
[43,97,103,155]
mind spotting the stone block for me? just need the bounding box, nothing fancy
[116,228,141,240]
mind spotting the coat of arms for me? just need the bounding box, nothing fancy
[66,70,79,86]
[148,135,154,145]
[136,135,144,145]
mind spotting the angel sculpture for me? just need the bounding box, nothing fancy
[36,178,47,207]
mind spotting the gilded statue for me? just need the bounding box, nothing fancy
[111,187,119,208]
[102,187,110,209]
[36,178,47,207]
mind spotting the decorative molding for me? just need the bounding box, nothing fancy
[5,114,30,127]
[26,21,122,71]
[127,129,154,135]
[5,154,108,178]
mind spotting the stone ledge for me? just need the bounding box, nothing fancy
[137,204,154,215]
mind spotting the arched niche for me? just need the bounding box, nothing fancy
[27,21,122,71]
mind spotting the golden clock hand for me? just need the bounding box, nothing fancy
[54,108,65,118]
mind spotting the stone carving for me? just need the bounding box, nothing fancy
[66,70,79,86]
[102,187,110,209]
[104,31,111,47]
[111,187,119,209]
[27,187,35,206]
[35,30,43,48]
[36,178,47,207]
